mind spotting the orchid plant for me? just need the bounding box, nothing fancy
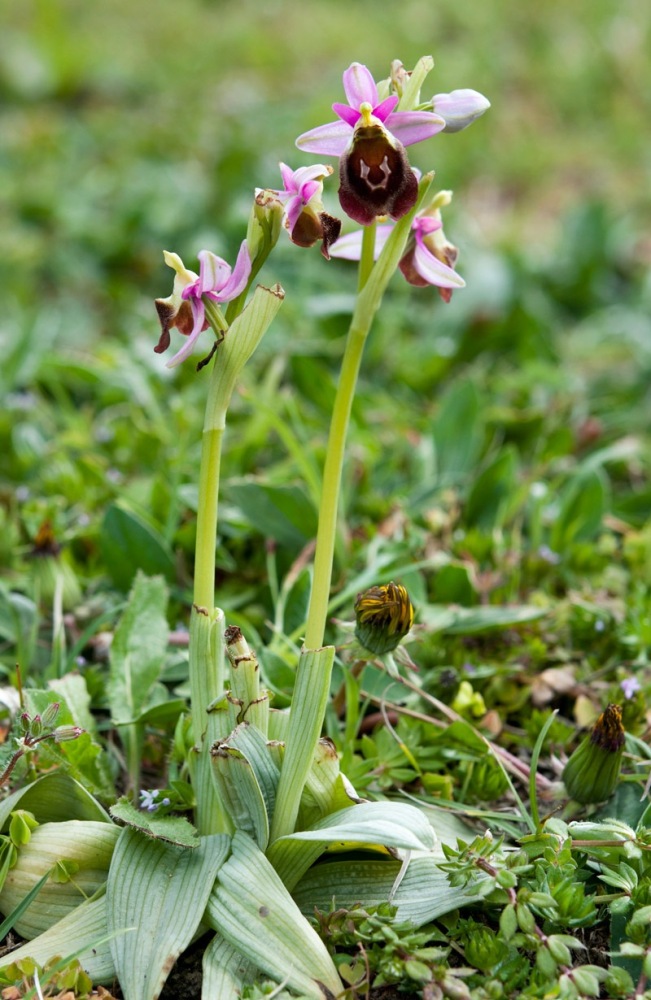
[0,56,489,999]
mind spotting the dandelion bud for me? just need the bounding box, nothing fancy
[563,703,625,804]
[354,581,414,655]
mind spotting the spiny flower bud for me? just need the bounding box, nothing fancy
[354,581,414,655]
[563,703,625,804]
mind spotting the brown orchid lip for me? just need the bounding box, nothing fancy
[338,122,418,226]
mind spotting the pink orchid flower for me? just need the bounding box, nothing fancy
[154,242,251,367]
[265,163,341,257]
[330,193,465,300]
[296,62,446,157]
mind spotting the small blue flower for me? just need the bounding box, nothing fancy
[620,676,641,700]
[139,789,160,812]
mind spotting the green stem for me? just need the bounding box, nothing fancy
[358,219,377,291]
[193,427,223,611]
[303,320,369,650]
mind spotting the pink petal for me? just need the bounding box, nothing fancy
[166,300,206,367]
[432,89,490,133]
[197,250,231,294]
[285,195,303,233]
[298,179,320,204]
[333,103,360,127]
[292,163,331,186]
[279,162,297,192]
[295,120,352,157]
[329,225,394,261]
[215,240,251,300]
[413,217,442,238]
[384,110,446,147]
[413,239,465,288]
[342,62,377,109]
[372,94,399,123]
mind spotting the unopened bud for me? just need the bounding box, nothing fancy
[53,725,84,744]
[563,704,625,804]
[354,581,414,655]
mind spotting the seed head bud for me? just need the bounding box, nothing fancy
[563,703,625,804]
[354,581,414,655]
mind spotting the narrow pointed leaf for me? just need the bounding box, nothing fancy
[207,831,342,999]
[201,933,256,1000]
[107,828,229,1000]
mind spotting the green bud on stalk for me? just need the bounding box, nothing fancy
[563,703,625,804]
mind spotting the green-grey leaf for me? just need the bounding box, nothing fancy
[0,895,115,983]
[110,798,200,848]
[293,854,484,928]
[201,933,256,1000]
[211,723,280,849]
[270,801,435,892]
[107,828,230,1000]
[207,831,342,999]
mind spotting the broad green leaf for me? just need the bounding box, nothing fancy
[432,562,477,606]
[550,468,608,550]
[48,672,96,737]
[0,586,36,648]
[206,831,342,1000]
[101,503,176,592]
[107,572,169,726]
[228,480,317,547]
[25,689,114,800]
[110,798,199,848]
[269,801,436,891]
[433,380,483,484]
[464,447,517,529]
[107,828,229,1000]
[292,853,484,928]
[0,772,111,831]
[201,933,256,1000]
[0,821,118,939]
[0,896,114,983]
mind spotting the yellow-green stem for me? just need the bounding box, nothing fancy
[304,222,376,650]
[193,427,223,611]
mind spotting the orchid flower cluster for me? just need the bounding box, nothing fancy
[154,56,489,367]
[152,57,488,839]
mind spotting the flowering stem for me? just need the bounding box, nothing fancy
[272,182,433,841]
[304,182,430,651]
[189,286,285,834]
[358,220,377,291]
